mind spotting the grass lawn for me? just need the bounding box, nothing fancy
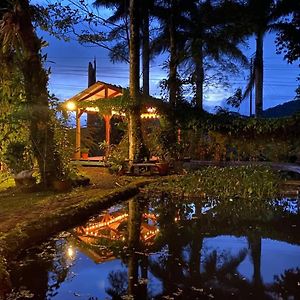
[0,167,157,296]
[0,167,138,234]
[0,166,155,298]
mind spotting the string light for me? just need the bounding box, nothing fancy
[77,211,160,242]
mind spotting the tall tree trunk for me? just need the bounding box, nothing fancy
[169,2,178,108]
[248,233,263,296]
[160,200,183,293]
[128,198,142,297]
[190,201,203,283]
[190,235,203,284]
[129,0,143,162]
[142,4,150,97]
[17,0,62,187]
[193,41,204,111]
[127,252,139,298]
[165,1,180,150]
[140,255,148,298]
[128,198,142,249]
[254,31,264,117]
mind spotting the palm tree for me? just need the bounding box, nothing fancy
[94,0,151,161]
[152,0,193,107]
[153,0,247,111]
[127,197,143,297]
[247,233,264,298]
[93,0,130,55]
[275,8,300,64]
[105,270,128,299]
[93,0,154,97]
[0,0,63,187]
[141,1,153,97]
[271,267,300,299]
[167,0,180,108]
[149,231,250,299]
[244,0,296,116]
[127,0,145,161]
[182,0,248,110]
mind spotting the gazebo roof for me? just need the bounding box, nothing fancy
[65,80,165,119]
[67,81,123,103]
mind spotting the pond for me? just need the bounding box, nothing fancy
[7,194,300,300]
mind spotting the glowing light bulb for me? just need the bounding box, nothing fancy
[66,101,76,111]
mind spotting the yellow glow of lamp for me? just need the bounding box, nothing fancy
[141,106,159,119]
[67,246,75,259]
[66,101,76,111]
[85,107,99,112]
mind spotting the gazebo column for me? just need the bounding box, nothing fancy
[103,114,112,157]
[74,108,83,160]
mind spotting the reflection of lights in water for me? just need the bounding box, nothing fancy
[77,210,160,243]
[84,213,129,231]
[67,246,75,259]
[143,228,160,240]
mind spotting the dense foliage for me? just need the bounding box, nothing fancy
[0,0,79,188]
[173,106,300,162]
[0,38,30,163]
[145,166,280,222]
[276,10,300,64]
[77,95,300,162]
[147,166,279,200]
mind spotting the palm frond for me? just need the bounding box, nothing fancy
[242,67,255,100]
[270,0,299,21]
[218,249,247,276]
[203,250,218,275]
[150,31,169,57]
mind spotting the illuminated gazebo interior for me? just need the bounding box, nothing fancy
[64,81,160,159]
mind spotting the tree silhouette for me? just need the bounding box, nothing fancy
[243,0,296,116]
[0,0,63,187]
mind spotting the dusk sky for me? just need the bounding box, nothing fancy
[35,1,299,116]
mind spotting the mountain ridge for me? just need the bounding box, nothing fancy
[262,99,300,118]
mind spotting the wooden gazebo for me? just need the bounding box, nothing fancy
[64,81,160,160]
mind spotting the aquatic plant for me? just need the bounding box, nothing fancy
[147,166,279,200]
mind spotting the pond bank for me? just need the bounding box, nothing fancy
[0,177,154,299]
[182,160,300,174]
[0,164,299,298]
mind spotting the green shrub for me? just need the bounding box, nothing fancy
[107,135,129,173]
[3,142,34,174]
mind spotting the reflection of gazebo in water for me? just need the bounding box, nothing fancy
[71,210,159,264]
[64,80,161,161]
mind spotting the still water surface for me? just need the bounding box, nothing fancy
[8,196,300,299]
